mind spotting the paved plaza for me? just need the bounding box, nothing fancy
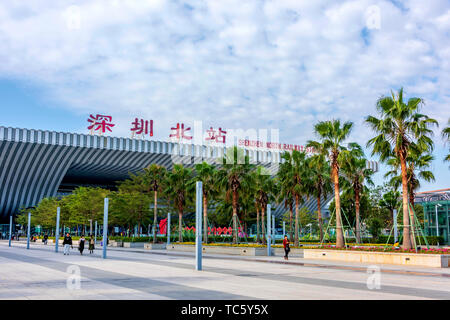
[0,241,449,300]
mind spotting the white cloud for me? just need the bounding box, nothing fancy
[0,0,449,172]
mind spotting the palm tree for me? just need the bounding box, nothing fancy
[253,166,276,244]
[276,159,295,243]
[340,144,374,243]
[442,118,450,163]
[279,150,307,247]
[217,147,254,244]
[141,164,166,243]
[305,153,332,242]
[385,149,435,244]
[194,162,218,243]
[366,88,438,249]
[164,164,193,242]
[307,120,354,248]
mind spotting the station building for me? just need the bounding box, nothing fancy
[0,126,379,224]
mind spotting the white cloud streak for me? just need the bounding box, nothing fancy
[0,0,449,155]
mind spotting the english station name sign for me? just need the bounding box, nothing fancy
[85,114,314,153]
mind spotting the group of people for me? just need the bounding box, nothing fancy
[62,233,95,255]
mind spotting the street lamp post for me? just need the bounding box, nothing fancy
[435,203,442,237]
[8,215,12,247]
[94,221,97,244]
[195,182,203,271]
[267,204,272,257]
[26,212,31,250]
[102,198,109,259]
[393,209,398,243]
[55,207,60,253]
[167,212,171,245]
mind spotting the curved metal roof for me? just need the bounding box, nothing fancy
[0,126,377,221]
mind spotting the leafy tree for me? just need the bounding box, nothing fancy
[65,187,110,235]
[366,88,438,249]
[109,191,151,236]
[307,119,354,248]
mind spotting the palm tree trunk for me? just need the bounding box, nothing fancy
[355,187,361,244]
[295,195,299,247]
[256,208,260,244]
[232,191,238,244]
[261,207,266,244]
[178,211,183,242]
[203,195,208,243]
[333,163,345,248]
[400,155,412,250]
[289,202,294,243]
[317,195,323,242]
[153,191,158,243]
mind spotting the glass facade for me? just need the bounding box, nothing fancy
[423,201,450,244]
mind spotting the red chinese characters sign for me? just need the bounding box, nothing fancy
[131,118,153,137]
[205,127,227,144]
[169,123,192,141]
[87,114,115,134]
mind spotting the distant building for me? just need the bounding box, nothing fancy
[415,188,450,244]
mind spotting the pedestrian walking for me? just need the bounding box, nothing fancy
[43,233,48,245]
[283,235,290,260]
[63,233,73,255]
[89,235,95,254]
[79,235,85,255]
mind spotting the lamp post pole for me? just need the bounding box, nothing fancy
[195,182,203,271]
[272,214,275,245]
[267,204,272,257]
[102,198,109,259]
[167,212,171,245]
[26,212,31,250]
[55,207,60,253]
[283,221,285,238]
[393,209,398,243]
[8,215,12,247]
[94,221,98,244]
[435,204,441,237]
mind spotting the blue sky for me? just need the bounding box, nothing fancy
[0,0,449,191]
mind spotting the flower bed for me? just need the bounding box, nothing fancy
[303,245,450,255]
[303,249,450,268]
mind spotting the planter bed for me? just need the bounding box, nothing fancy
[123,242,145,248]
[144,243,166,250]
[167,244,270,256]
[303,249,450,268]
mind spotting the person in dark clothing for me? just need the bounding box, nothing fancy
[283,235,290,260]
[89,236,95,254]
[79,235,85,255]
[63,233,73,255]
[43,234,48,245]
